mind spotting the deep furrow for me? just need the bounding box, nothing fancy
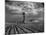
[10,28,15,34]
[15,26,20,34]
[16,25,28,33]
[14,26,17,34]
[16,26,25,34]
[5,26,10,32]
[6,26,11,35]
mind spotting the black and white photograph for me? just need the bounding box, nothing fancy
[5,0,44,35]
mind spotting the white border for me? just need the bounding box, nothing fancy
[0,0,46,35]
[0,0,5,35]
[9,0,45,2]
